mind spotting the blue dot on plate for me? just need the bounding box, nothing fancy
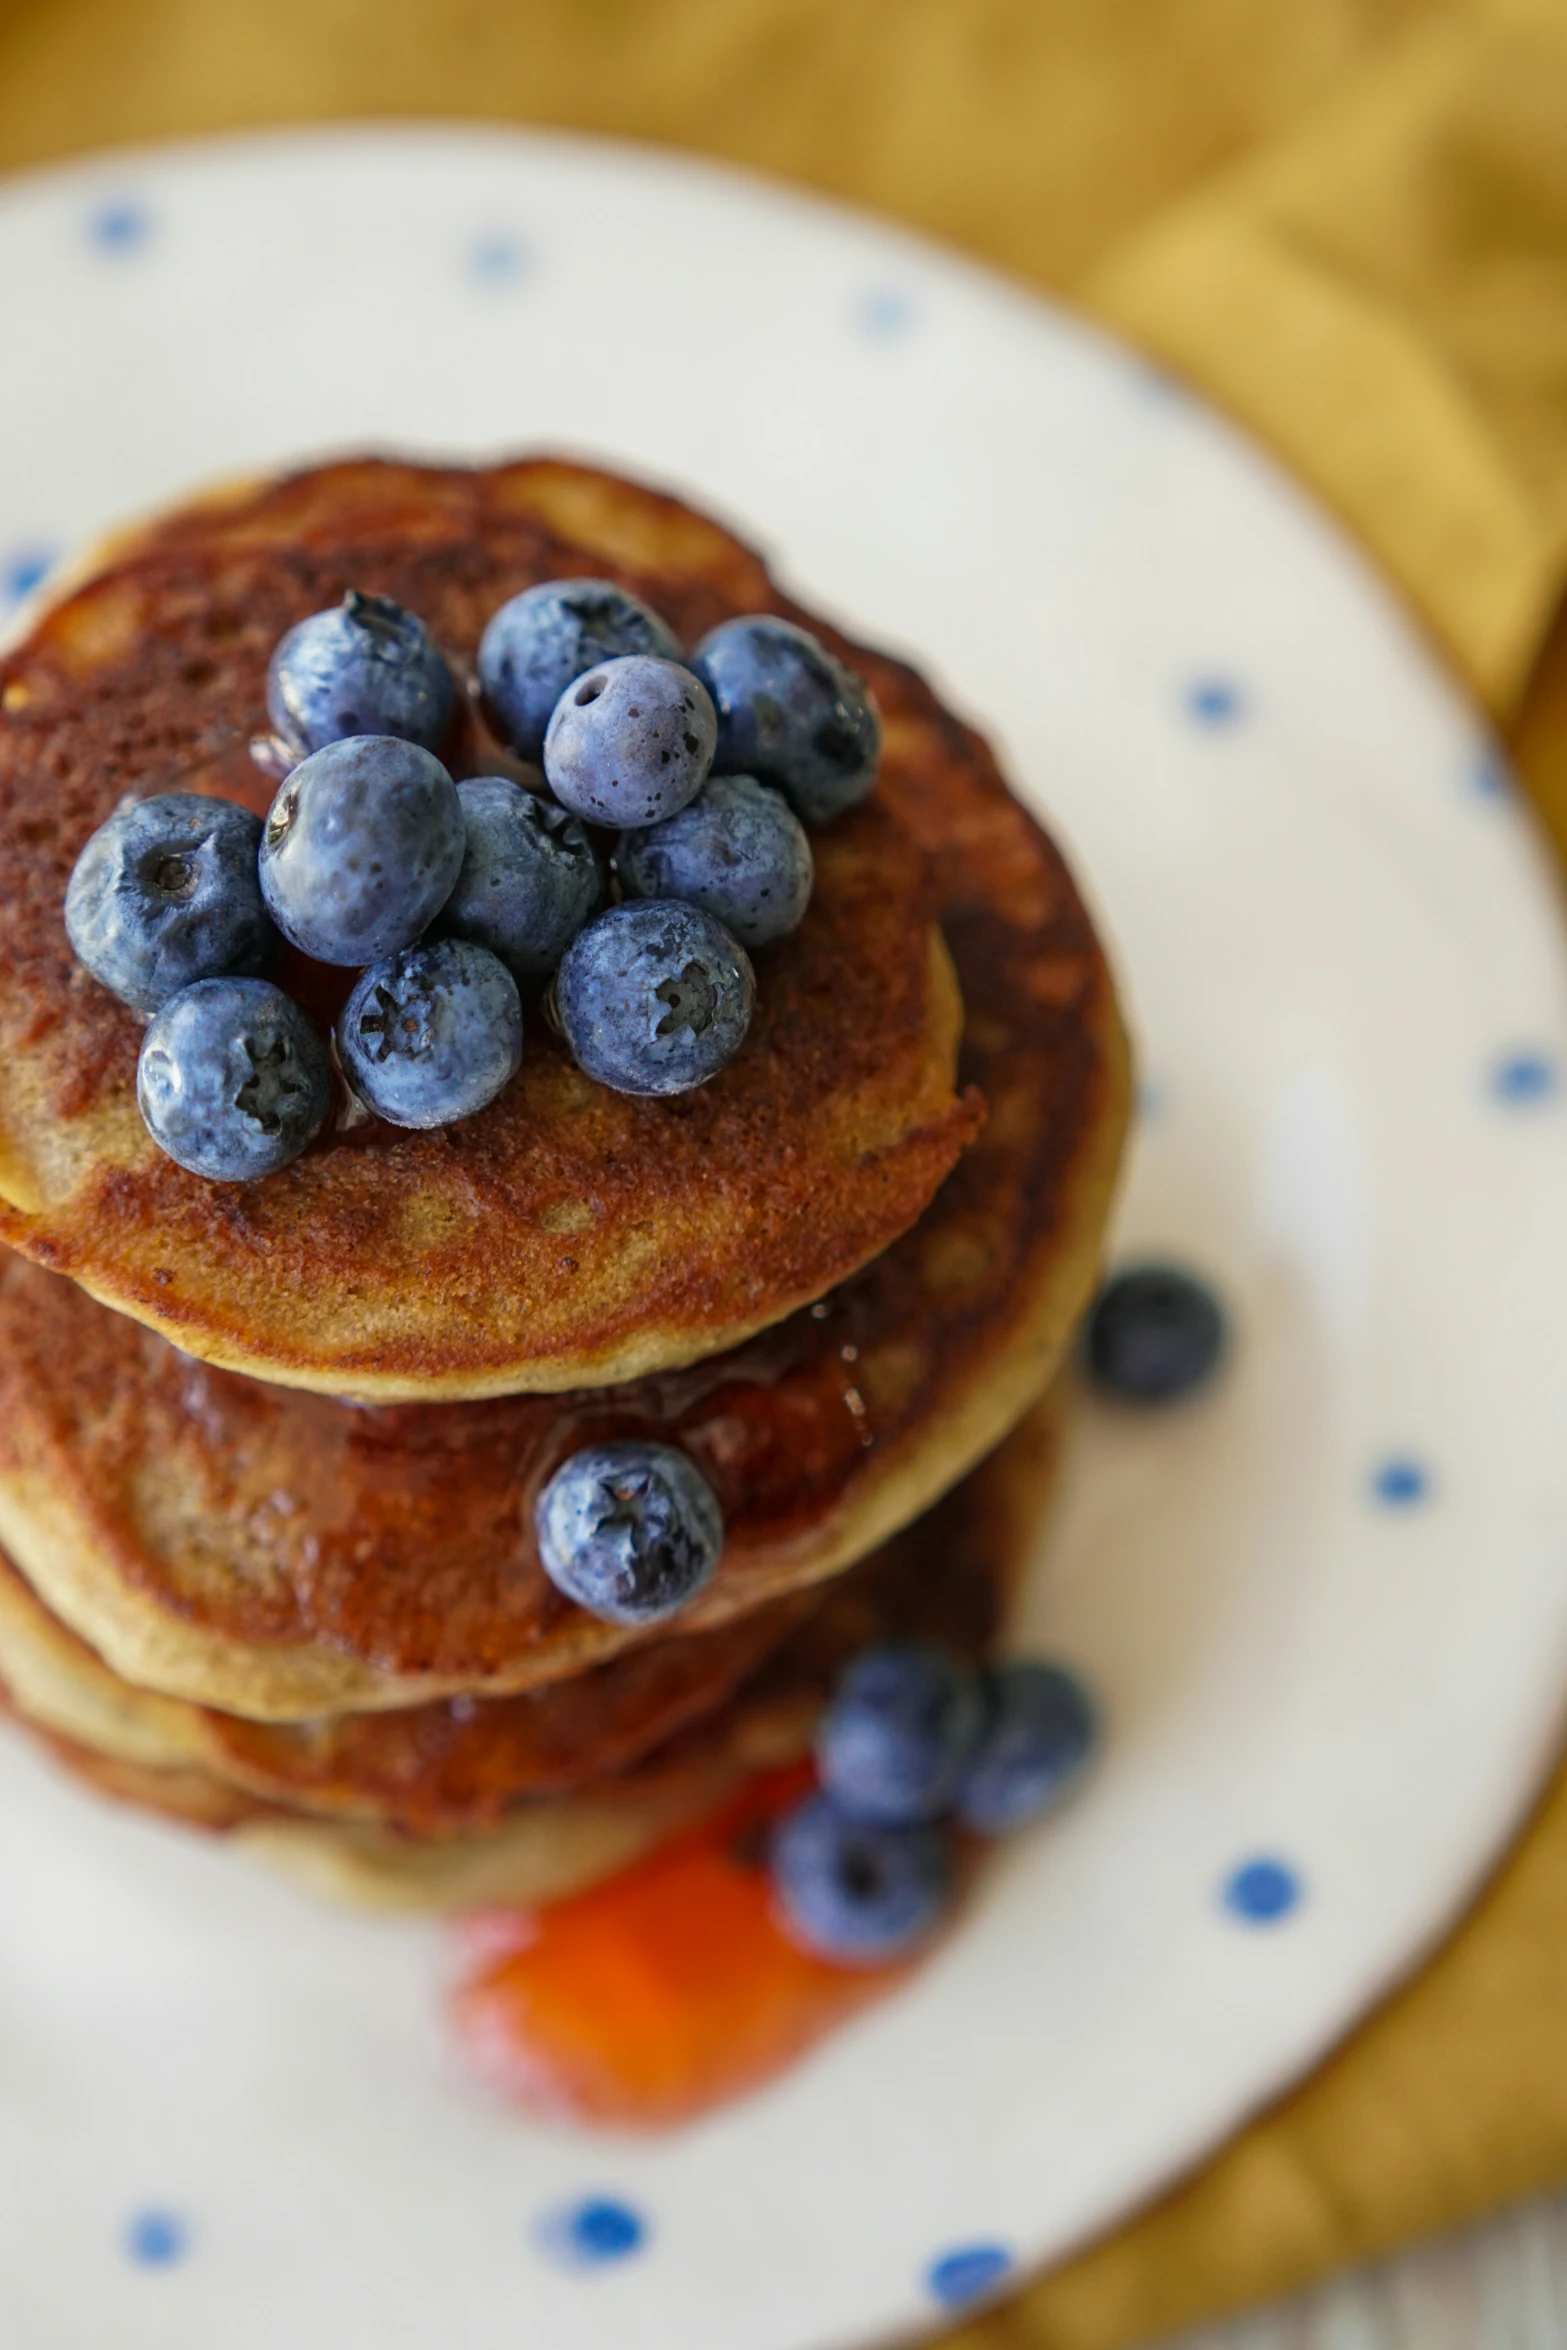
[1490,1050,1557,1104]
[2,545,57,604]
[124,2209,188,2267]
[927,2244,1014,2307]
[1371,1456,1430,1507]
[856,286,915,339]
[88,199,150,254]
[1222,1857,1301,1924]
[535,2196,647,2271]
[471,232,529,283]
[1136,1076,1168,1123]
[1186,677,1244,726]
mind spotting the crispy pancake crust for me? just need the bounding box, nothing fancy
[0,458,985,1399]
[0,758,1126,1719]
[0,1402,1059,1905]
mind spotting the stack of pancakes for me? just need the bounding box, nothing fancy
[0,459,1128,1910]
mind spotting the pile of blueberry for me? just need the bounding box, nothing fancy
[527,1433,1096,1968]
[774,1642,1097,1966]
[63,580,880,1182]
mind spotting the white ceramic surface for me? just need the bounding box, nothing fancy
[2,125,1566,2350]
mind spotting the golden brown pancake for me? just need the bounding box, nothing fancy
[0,1536,815,1832]
[0,457,995,1400]
[0,736,1126,1720]
[0,1400,1060,1908]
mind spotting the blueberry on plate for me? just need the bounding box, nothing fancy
[817,1642,986,1826]
[439,775,603,976]
[543,655,716,828]
[770,1791,953,1966]
[957,1660,1098,1835]
[64,792,276,1015]
[136,976,332,1180]
[616,773,813,950]
[553,900,754,1096]
[692,615,880,824]
[1084,1263,1228,1402]
[478,578,681,763]
[337,937,523,1128]
[259,735,465,966]
[534,1440,723,1626]
[267,589,454,760]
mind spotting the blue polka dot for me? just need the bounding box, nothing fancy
[470,232,529,284]
[1186,678,1244,726]
[1490,1050,1557,1104]
[1371,1456,1430,1507]
[1222,1857,1301,1924]
[535,2196,647,2271]
[855,286,915,339]
[124,2209,188,2267]
[927,2244,1014,2306]
[88,199,150,255]
[1136,1076,1167,1123]
[2,545,57,604]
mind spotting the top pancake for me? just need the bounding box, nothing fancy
[0,457,981,1400]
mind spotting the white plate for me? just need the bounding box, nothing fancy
[2,124,1566,2350]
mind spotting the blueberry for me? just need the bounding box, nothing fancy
[692,615,880,824]
[554,901,754,1096]
[543,655,716,828]
[266,590,454,759]
[957,1661,1097,1835]
[478,579,681,762]
[137,977,331,1181]
[259,736,465,966]
[64,792,276,1015]
[616,773,813,950]
[1084,1264,1228,1402]
[439,776,602,976]
[534,1441,723,1626]
[817,1643,986,1826]
[337,937,522,1128]
[771,1792,952,1966]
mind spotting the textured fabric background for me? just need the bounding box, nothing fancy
[2,2,1566,2341]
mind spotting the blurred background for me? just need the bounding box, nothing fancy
[3,2,1567,2343]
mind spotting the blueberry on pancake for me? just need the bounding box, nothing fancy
[616,774,814,951]
[267,588,454,761]
[438,778,603,977]
[478,576,681,764]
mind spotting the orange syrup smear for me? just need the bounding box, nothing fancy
[449,1766,914,2128]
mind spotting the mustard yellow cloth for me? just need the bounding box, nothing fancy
[4,2,1567,2341]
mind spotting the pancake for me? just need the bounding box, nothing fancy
[0,456,994,1401]
[9,1709,747,1911]
[0,1399,1059,1909]
[0,729,1126,1719]
[0,1537,816,1832]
